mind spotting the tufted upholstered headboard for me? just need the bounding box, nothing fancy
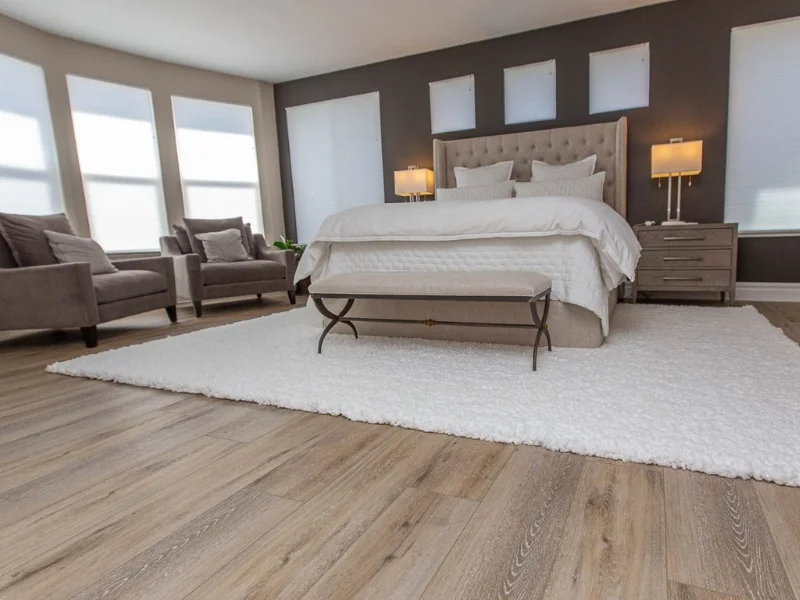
[433,117,628,217]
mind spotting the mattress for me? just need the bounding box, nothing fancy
[317,235,614,334]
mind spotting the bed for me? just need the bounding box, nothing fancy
[296,117,637,348]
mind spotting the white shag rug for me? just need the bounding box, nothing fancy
[48,304,800,486]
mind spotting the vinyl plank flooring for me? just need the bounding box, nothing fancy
[754,481,800,599]
[413,436,515,501]
[0,403,248,529]
[542,463,667,600]
[669,582,745,600]
[0,413,339,600]
[70,488,300,600]
[0,410,184,492]
[185,429,452,600]
[209,405,302,442]
[665,469,795,600]
[0,435,240,576]
[249,420,392,502]
[420,446,585,600]
[302,488,477,600]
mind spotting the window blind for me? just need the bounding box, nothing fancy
[429,75,475,134]
[286,91,384,244]
[173,96,263,233]
[504,60,556,125]
[589,43,650,115]
[0,53,62,215]
[725,17,800,235]
[67,76,166,252]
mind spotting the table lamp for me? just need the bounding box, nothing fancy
[394,166,434,202]
[651,138,703,225]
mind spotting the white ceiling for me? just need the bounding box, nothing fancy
[0,0,674,83]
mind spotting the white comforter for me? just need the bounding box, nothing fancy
[296,196,641,333]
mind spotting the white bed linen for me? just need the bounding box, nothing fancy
[318,236,614,332]
[296,196,641,335]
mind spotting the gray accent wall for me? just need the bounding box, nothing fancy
[274,0,800,282]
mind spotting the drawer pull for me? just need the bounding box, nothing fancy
[662,276,704,282]
[663,256,704,262]
[663,236,706,241]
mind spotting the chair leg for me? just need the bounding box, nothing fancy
[80,326,98,348]
[256,293,262,300]
[288,290,296,305]
[193,301,203,318]
[165,305,178,323]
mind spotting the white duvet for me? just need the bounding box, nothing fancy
[296,196,641,334]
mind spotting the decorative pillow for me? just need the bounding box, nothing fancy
[172,224,193,254]
[531,155,597,182]
[454,161,514,188]
[44,230,118,275]
[243,223,256,257]
[195,228,253,263]
[182,217,251,262]
[514,172,606,203]
[437,180,515,202]
[0,213,75,267]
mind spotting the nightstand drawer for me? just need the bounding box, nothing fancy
[637,269,731,288]
[638,248,732,269]
[638,228,733,248]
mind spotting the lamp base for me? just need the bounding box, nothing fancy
[661,220,698,226]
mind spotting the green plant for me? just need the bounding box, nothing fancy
[273,236,306,257]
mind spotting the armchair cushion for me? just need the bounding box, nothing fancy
[201,260,285,286]
[183,217,251,262]
[44,230,118,275]
[0,213,75,267]
[172,224,193,254]
[93,270,167,305]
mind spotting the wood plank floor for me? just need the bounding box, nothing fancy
[0,295,798,600]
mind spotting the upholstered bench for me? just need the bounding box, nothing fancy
[308,271,553,371]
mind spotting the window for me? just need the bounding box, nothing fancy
[589,43,650,114]
[286,92,384,244]
[725,17,800,234]
[504,60,556,125]
[172,97,263,233]
[429,75,475,134]
[67,76,166,252]
[0,53,62,214]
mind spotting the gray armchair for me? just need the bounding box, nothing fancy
[160,232,296,317]
[0,235,177,348]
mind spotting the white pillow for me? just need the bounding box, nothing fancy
[514,171,606,203]
[531,155,596,182]
[195,228,252,263]
[436,180,515,202]
[44,230,118,275]
[454,161,514,188]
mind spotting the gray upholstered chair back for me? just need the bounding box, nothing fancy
[0,233,16,268]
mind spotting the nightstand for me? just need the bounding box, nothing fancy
[632,223,738,305]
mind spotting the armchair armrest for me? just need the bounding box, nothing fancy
[253,234,296,284]
[0,263,98,330]
[112,256,176,305]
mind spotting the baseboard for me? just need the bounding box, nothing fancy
[736,282,800,303]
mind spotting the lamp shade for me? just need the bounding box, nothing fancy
[394,168,434,196]
[651,140,703,178]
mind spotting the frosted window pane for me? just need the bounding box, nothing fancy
[67,76,167,252]
[0,53,62,214]
[504,60,556,125]
[589,43,650,114]
[287,91,384,244]
[83,181,166,252]
[184,185,262,233]
[173,97,263,229]
[725,17,800,234]
[430,75,475,134]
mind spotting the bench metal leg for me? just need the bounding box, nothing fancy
[529,291,552,371]
[312,297,358,353]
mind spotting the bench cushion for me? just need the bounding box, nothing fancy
[309,270,552,298]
